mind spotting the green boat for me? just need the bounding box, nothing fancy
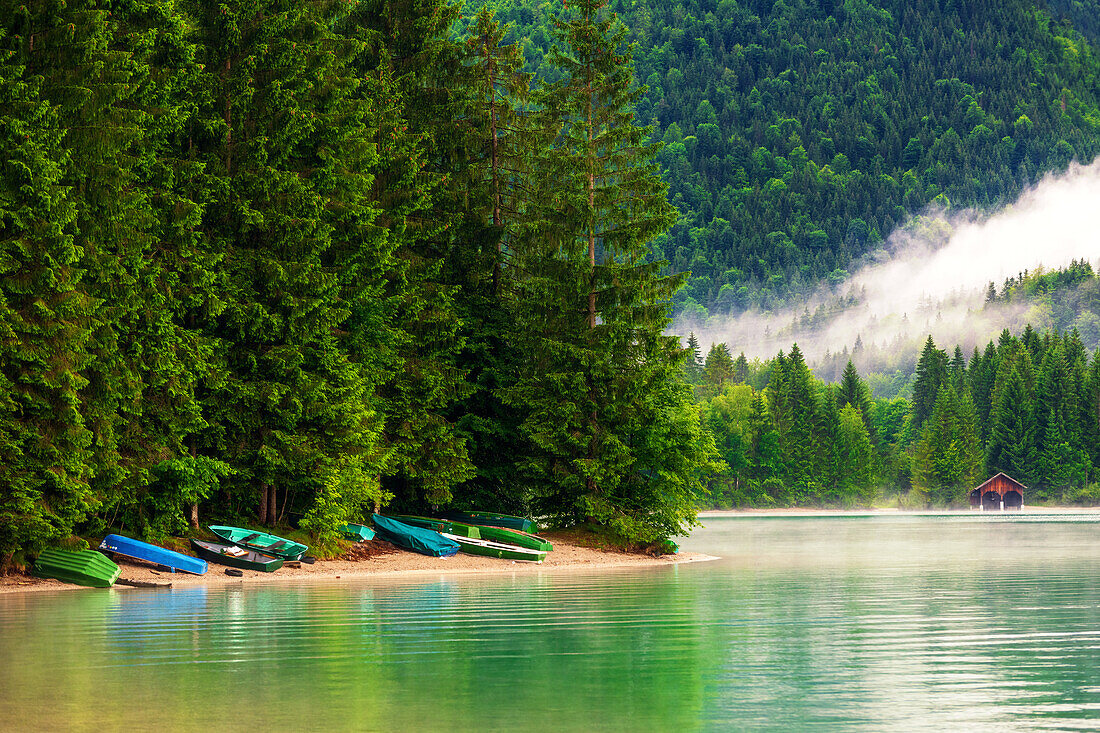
[440,532,547,562]
[465,524,553,552]
[440,510,539,534]
[190,539,284,572]
[33,548,121,588]
[208,525,308,560]
[386,514,481,539]
[340,523,375,541]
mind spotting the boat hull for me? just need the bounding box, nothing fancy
[340,523,376,541]
[190,539,284,572]
[386,515,481,539]
[465,524,553,552]
[99,534,208,575]
[440,533,547,562]
[208,525,308,560]
[372,514,460,557]
[33,549,121,588]
[440,510,539,534]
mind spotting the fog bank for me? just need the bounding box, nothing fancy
[676,159,1100,372]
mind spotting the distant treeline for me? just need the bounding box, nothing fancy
[468,0,1100,316]
[0,0,717,569]
[689,327,1100,508]
[807,259,1100,396]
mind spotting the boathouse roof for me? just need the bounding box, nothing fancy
[973,472,1027,495]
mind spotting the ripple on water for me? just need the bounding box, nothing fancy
[3,517,1100,731]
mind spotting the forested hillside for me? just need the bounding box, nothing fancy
[471,0,1100,318]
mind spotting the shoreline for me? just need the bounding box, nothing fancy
[699,506,1100,517]
[0,531,718,595]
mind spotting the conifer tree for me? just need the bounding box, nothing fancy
[0,23,93,567]
[503,0,708,540]
[837,360,875,436]
[836,405,875,504]
[684,332,704,382]
[703,342,735,389]
[913,384,983,506]
[909,335,948,438]
[189,0,386,531]
[346,0,475,508]
[986,365,1038,485]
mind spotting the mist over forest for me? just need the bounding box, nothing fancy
[676,160,1100,391]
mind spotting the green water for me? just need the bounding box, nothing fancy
[5,515,1100,731]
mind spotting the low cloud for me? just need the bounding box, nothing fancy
[677,159,1100,373]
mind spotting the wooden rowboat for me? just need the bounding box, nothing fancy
[208,525,308,560]
[440,510,539,534]
[385,514,481,539]
[371,514,460,557]
[340,523,375,541]
[190,539,284,572]
[460,524,553,552]
[439,533,547,562]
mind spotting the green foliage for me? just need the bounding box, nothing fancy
[465,0,1100,315]
[698,324,1100,508]
[912,384,983,506]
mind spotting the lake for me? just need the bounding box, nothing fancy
[4,513,1100,731]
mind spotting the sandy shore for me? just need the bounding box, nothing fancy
[0,531,716,594]
[700,506,1100,517]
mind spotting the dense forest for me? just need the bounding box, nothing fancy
[0,0,719,569]
[471,0,1100,317]
[691,325,1100,508]
[5,0,1100,569]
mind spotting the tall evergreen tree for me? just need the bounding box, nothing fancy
[837,360,874,436]
[189,0,385,532]
[909,335,948,438]
[684,332,704,382]
[348,0,475,508]
[913,384,983,506]
[0,20,93,568]
[986,365,1038,485]
[502,0,709,540]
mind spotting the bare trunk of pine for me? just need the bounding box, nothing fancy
[188,439,200,530]
[488,47,502,294]
[585,65,598,503]
[268,486,279,527]
[224,58,232,174]
[259,481,269,525]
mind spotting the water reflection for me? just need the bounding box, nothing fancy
[3,516,1100,731]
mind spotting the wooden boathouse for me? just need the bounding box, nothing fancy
[968,473,1025,511]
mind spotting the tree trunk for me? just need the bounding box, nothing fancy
[259,482,270,525]
[189,502,200,531]
[268,485,279,527]
[488,47,502,294]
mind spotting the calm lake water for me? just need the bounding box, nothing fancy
[5,514,1100,731]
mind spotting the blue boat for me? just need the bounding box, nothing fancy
[98,534,208,575]
[372,514,460,557]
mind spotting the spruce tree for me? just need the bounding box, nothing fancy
[909,335,948,438]
[913,384,983,506]
[503,0,708,540]
[986,365,1038,485]
[837,360,874,436]
[346,0,475,508]
[0,24,93,567]
[189,0,386,533]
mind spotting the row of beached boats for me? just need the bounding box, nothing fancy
[32,511,553,588]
